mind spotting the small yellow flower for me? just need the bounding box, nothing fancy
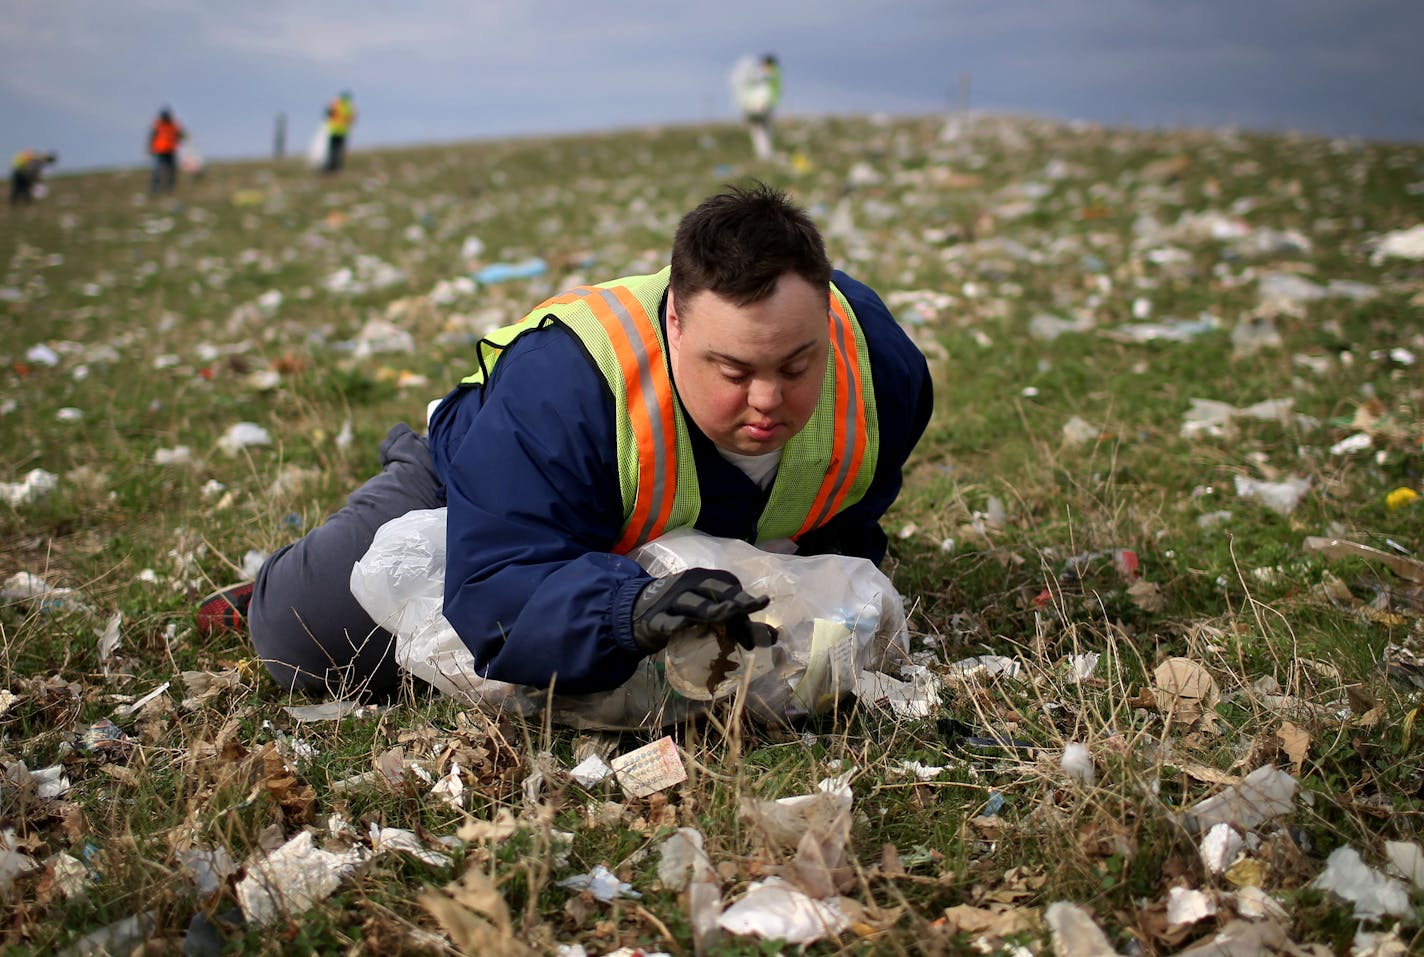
[1386,487,1419,509]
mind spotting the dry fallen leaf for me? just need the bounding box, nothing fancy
[1276,721,1309,774]
[1154,657,1220,731]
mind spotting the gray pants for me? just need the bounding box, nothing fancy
[249,424,442,699]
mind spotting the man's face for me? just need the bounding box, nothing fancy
[667,273,829,455]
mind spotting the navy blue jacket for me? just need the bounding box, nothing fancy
[428,270,932,693]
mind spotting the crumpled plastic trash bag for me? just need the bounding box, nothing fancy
[1369,224,1424,264]
[0,469,58,506]
[216,422,272,456]
[236,830,366,925]
[717,877,850,945]
[1233,474,1311,516]
[1312,846,1412,920]
[349,511,909,730]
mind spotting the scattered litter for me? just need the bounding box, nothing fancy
[1234,474,1311,516]
[1061,415,1100,446]
[610,736,686,798]
[236,830,365,925]
[56,912,158,957]
[568,754,613,787]
[1166,886,1217,926]
[369,824,453,868]
[113,681,170,718]
[1153,657,1219,729]
[1176,919,1286,957]
[282,700,374,722]
[717,877,850,945]
[430,762,464,808]
[1312,847,1412,920]
[177,846,236,897]
[1183,764,1298,834]
[1199,822,1244,874]
[1369,224,1424,264]
[558,864,640,902]
[1305,536,1424,584]
[1384,840,1424,888]
[854,665,942,718]
[1044,901,1119,957]
[1060,743,1096,786]
[216,422,272,456]
[473,258,548,284]
[1330,432,1373,455]
[153,446,192,466]
[947,655,1022,680]
[1,468,58,506]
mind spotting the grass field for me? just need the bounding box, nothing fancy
[2,113,1422,954]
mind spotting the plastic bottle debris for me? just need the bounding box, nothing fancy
[1182,764,1298,834]
[1311,847,1412,920]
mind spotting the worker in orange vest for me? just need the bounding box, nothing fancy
[324,91,356,172]
[148,107,186,193]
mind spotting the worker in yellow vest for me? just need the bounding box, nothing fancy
[323,90,356,172]
[202,183,933,701]
[10,149,57,205]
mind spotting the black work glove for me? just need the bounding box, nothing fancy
[631,568,779,655]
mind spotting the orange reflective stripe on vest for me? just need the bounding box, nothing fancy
[795,293,867,538]
[532,284,678,553]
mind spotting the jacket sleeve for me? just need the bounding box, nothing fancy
[794,271,933,565]
[428,327,652,693]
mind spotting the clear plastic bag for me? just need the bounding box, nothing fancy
[350,510,908,729]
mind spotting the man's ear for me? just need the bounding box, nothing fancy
[666,289,682,343]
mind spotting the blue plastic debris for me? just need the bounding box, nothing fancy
[472,258,548,284]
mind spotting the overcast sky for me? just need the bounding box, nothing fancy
[4,1,1421,172]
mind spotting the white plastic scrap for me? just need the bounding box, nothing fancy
[854,665,942,718]
[717,877,850,946]
[236,830,366,925]
[1312,847,1412,920]
[1369,224,1424,264]
[1352,927,1411,957]
[1330,433,1373,456]
[569,754,613,787]
[558,864,640,901]
[0,468,58,506]
[1167,886,1217,926]
[97,612,122,667]
[1183,765,1298,834]
[1199,822,1244,875]
[368,824,452,868]
[947,655,1022,680]
[216,421,272,456]
[430,761,465,808]
[1044,901,1120,957]
[1384,840,1424,888]
[1060,743,1096,786]
[1233,474,1311,516]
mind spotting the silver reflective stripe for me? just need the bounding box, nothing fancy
[593,287,669,544]
[806,311,860,529]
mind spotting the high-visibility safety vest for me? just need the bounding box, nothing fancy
[327,99,354,135]
[460,268,880,554]
[12,149,35,171]
[150,120,181,154]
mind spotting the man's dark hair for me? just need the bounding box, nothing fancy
[670,181,831,307]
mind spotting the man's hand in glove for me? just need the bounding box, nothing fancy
[631,568,778,655]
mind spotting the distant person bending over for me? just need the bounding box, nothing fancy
[737,53,781,161]
[324,91,356,172]
[10,149,57,205]
[198,182,933,702]
[148,108,185,194]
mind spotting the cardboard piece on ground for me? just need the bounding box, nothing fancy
[611,736,686,798]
